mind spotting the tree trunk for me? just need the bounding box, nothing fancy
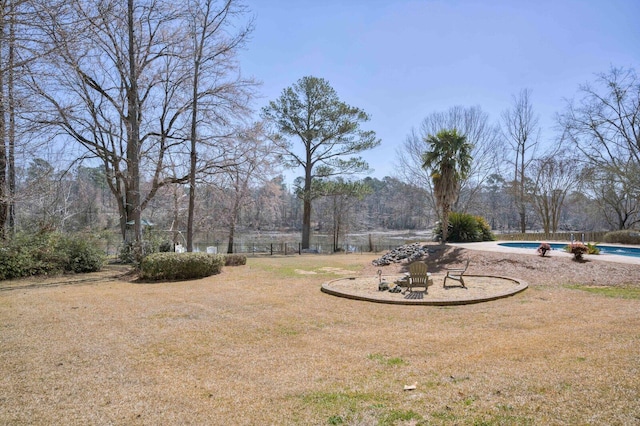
[301,165,312,249]
[227,197,242,254]
[302,196,311,249]
[0,6,6,239]
[227,222,235,254]
[126,0,142,257]
[187,55,200,252]
[332,197,339,251]
[441,204,449,243]
[518,142,526,233]
[7,2,15,235]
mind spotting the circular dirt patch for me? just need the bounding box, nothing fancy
[321,274,527,305]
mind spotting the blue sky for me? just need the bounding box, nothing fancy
[238,0,640,180]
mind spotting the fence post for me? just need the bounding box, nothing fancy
[270,243,273,256]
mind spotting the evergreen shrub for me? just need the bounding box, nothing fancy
[434,212,496,242]
[56,234,106,273]
[602,230,640,245]
[139,252,224,281]
[224,254,247,266]
[0,231,105,280]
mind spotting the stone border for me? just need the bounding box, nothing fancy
[321,274,528,306]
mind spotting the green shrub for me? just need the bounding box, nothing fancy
[139,252,224,281]
[0,246,35,280]
[585,242,600,255]
[224,254,247,266]
[434,212,495,242]
[56,234,106,273]
[474,215,495,241]
[0,231,105,280]
[603,230,640,245]
[448,211,478,242]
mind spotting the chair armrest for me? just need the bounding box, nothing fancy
[446,268,466,273]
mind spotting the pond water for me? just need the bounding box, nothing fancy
[497,242,640,258]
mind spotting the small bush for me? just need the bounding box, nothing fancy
[224,254,247,266]
[56,234,106,273]
[537,242,551,256]
[585,242,600,255]
[434,212,495,242]
[0,246,38,280]
[566,242,589,261]
[475,215,495,241]
[139,252,224,281]
[603,230,640,245]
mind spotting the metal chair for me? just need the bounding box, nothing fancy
[443,258,470,288]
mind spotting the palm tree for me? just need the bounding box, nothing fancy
[422,129,473,243]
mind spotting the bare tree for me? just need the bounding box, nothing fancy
[530,150,580,233]
[0,0,53,237]
[212,122,278,253]
[558,67,640,205]
[250,176,288,231]
[183,0,255,251]
[313,177,370,252]
[478,173,512,232]
[583,167,640,230]
[29,0,253,257]
[30,0,180,248]
[396,127,434,209]
[502,89,540,233]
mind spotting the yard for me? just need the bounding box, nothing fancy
[1,247,639,425]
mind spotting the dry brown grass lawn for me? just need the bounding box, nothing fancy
[1,246,640,425]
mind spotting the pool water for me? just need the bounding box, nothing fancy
[497,242,640,258]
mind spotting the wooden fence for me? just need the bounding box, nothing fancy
[497,232,607,242]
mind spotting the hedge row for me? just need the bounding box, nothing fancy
[602,230,640,245]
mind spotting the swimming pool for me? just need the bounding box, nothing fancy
[497,242,640,258]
